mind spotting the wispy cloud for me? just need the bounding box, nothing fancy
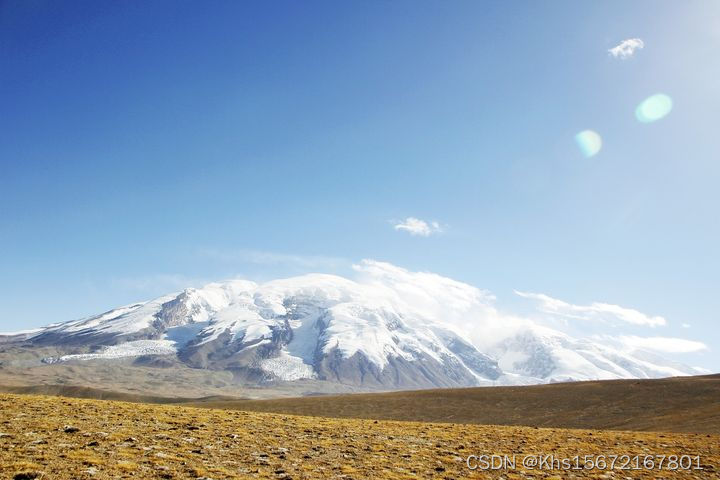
[515,291,667,327]
[393,217,442,237]
[197,248,347,269]
[352,260,527,351]
[619,335,708,353]
[110,273,206,292]
[608,38,644,59]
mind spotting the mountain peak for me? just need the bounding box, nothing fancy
[1,265,704,389]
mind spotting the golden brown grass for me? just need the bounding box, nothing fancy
[190,374,720,434]
[0,393,718,479]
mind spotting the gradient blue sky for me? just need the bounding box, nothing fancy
[1,1,718,369]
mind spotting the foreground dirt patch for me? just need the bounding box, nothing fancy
[0,394,717,479]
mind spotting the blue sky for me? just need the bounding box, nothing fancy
[1,1,718,369]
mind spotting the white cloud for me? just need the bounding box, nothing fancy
[608,38,644,59]
[352,260,528,350]
[619,335,708,353]
[682,323,691,329]
[110,274,206,292]
[393,217,442,237]
[197,248,347,269]
[515,291,666,327]
[353,259,496,308]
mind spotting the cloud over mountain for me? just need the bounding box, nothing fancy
[515,290,667,327]
[393,217,442,236]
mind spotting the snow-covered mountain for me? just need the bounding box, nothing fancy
[1,261,704,389]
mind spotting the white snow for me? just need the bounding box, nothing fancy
[260,349,316,381]
[0,328,44,337]
[43,297,174,336]
[59,340,177,362]
[59,303,147,332]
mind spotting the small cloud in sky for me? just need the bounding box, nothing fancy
[619,335,708,353]
[608,38,644,59]
[681,323,691,328]
[515,290,667,327]
[393,217,442,237]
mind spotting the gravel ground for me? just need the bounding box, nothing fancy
[0,393,717,479]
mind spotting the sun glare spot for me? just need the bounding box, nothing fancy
[635,94,673,123]
[575,130,602,157]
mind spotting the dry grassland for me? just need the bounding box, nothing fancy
[0,394,718,479]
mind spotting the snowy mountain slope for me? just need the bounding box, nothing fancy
[1,261,705,389]
[488,325,702,384]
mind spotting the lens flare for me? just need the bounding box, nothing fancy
[575,130,602,157]
[635,94,673,123]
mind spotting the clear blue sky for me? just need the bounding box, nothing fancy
[1,1,718,369]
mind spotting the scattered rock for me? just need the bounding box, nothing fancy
[13,473,41,480]
[62,425,79,433]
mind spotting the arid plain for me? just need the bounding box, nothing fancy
[1,382,719,480]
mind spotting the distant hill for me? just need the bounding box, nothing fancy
[4,374,719,434]
[188,374,720,434]
[0,383,237,404]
